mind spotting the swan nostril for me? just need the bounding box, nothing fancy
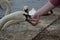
[23,5,29,14]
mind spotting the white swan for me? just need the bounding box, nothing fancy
[0,0,11,15]
[0,11,26,30]
[1,5,28,30]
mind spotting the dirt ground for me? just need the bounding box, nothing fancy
[0,27,60,40]
[32,17,60,40]
[32,30,60,40]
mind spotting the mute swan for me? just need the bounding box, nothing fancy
[0,11,27,30]
[1,5,29,30]
[0,0,11,15]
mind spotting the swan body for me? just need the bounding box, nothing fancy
[0,11,26,30]
[1,7,37,30]
[1,5,28,30]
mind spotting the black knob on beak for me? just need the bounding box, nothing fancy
[23,5,36,25]
[23,14,31,21]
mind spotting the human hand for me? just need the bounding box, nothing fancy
[28,14,40,26]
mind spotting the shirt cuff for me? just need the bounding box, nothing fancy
[50,0,60,7]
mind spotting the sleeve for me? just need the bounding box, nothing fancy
[50,0,60,7]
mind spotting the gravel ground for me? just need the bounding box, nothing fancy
[32,30,60,40]
[32,17,60,40]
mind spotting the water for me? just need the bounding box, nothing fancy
[0,0,48,18]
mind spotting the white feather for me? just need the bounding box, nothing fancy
[29,8,36,15]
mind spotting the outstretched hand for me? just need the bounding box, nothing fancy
[23,11,40,26]
[27,14,40,26]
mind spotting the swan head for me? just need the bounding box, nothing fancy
[23,5,29,13]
